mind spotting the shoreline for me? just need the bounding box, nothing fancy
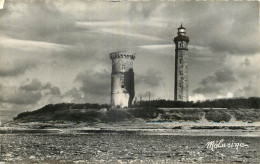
[1,127,259,137]
[1,120,259,136]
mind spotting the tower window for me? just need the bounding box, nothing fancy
[178,42,182,48]
[183,41,186,48]
[121,75,125,88]
[180,59,182,63]
[121,64,126,71]
[179,71,182,75]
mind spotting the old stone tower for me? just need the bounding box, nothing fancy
[110,51,135,108]
[173,24,190,101]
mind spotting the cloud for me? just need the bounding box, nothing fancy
[157,1,259,56]
[63,87,84,103]
[75,21,132,28]
[193,67,237,96]
[231,56,260,79]
[193,54,260,99]
[136,69,164,88]
[139,44,172,50]
[193,85,221,95]
[97,28,163,41]
[20,79,42,91]
[74,70,111,103]
[128,2,159,20]
[217,91,234,99]
[50,86,61,96]
[0,35,71,52]
[189,94,206,102]
[0,79,62,105]
[202,68,236,85]
[0,85,42,105]
[0,0,4,9]
[0,61,36,77]
[241,58,250,66]
[1,1,75,42]
[135,69,165,99]
[234,75,260,98]
[42,83,52,90]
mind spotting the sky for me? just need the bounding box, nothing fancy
[0,0,259,122]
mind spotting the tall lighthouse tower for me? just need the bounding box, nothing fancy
[173,24,190,101]
[110,51,135,108]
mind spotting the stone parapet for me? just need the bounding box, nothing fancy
[110,51,135,60]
